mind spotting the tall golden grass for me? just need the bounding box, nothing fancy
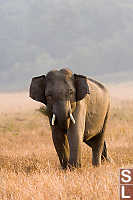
[0,89,133,200]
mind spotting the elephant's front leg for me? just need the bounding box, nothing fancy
[52,127,69,169]
[67,126,82,168]
[67,102,86,168]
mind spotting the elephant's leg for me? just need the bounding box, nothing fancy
[84,109,110,166]
[101,141,108,162]
[84,139,109,163]
[92,133,104,167]
[67,101,86,169]
[84,136,112,166]
[101,141,112,163]
[52,128,69,169]
[84,132,104,167]
[67,128,82,168]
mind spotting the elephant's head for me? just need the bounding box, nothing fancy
[30,69,89,130]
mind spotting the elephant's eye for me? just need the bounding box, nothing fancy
[46,95,53,102]
[69,89,73,96]
[65,89,73,98]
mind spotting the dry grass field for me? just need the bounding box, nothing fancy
[0,83,133,200]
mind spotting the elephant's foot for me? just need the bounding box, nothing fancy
[68,160,81,170]
[92,160,101,167]
[60,159,69,170]
[92,149,102,167]
[101,154,113,165]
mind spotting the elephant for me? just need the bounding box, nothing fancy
[29,68,110,169]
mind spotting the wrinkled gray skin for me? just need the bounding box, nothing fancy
[30,69,110,169]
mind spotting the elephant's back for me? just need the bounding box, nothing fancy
[87,78,109,94]
[87,78,110,103]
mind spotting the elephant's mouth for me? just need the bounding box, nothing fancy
[51,112,75,129]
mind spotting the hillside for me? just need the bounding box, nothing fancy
[1,0,133,91]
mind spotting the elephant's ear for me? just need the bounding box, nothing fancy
[74,74,90,101]
[29,75,47,104]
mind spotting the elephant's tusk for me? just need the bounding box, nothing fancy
[52,114,56,126]
[70,113,75,124]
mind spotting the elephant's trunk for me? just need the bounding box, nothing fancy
[51,101,76,129]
